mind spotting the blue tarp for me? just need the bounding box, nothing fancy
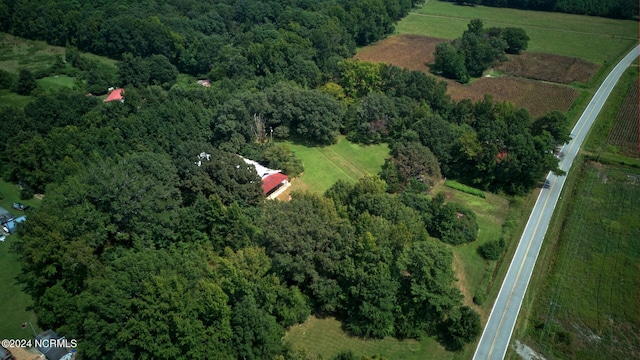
[6,215,26,233]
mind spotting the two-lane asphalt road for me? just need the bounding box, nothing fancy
[473,44,639,360]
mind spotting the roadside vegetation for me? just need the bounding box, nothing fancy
[510,64,640,359]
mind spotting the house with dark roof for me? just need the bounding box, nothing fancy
[36,330,72,360]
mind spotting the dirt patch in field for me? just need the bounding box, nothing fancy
[354,34,446,73]
[446,77,579,118]
[606,78,639,157]
[496,52,600,84]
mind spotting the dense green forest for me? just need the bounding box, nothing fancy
[446,0,638,20]
[0,0,572,358]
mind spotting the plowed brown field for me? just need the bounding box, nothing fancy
[606,78,639,156]
[495,52,600,84]
[446,77,579,118]
[354,34,446,72]
[356,35,582,118]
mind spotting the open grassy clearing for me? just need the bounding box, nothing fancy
[396,1,638,64]
[0,33,65,73]
[0,89,32,108]
[37,75,76,91]
[281,137,389,195]
[0,32,117,73]
[285,316,452,360]
[0,179,42,340]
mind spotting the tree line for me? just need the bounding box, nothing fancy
[447,0,638,20]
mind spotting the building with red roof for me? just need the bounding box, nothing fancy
[104,88,124,102]
[262,172,289,197]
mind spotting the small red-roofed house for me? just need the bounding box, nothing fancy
[262,172,289,198]
[104,88,124,102]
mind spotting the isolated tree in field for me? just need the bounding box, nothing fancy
[16,69,37,95]
[432,42,468,83]
[501,27,530,54]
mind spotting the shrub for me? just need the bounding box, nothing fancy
[20,186,34,200]
[478,238,506,260]
[445,180,485,198]
[473,294,485,306]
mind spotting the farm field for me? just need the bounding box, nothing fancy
[354,34,444,73]
[495,52,600,84]
[356,34,582,117]
[447,77,580,118]
[606,76,639,157]
[511,162,640,360]
[280,137,389,195]
[510,64,640,360]
[396,1,638,64]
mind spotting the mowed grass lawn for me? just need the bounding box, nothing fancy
[396,1,638,64]
[284,137,389,194]
[0,179,41,339]
[37,75,76,91]
[285,316,451,360]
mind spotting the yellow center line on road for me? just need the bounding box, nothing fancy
[486,175,557,358]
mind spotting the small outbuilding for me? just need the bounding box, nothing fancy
[104,88,124,103]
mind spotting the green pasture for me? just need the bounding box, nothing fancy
[0,89,31,108]
[0,179,41,340]
[37,75,76,91]
[284,137,389,194]
[431,182,510,303]
[285,316,455,360]
[396,1,638,64]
